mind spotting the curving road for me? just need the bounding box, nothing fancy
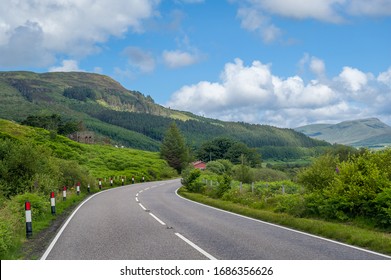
[41,179,390,260]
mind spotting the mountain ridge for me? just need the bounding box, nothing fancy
[295,118,391,148]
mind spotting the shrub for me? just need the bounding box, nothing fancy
[181,167,203,193]
[297,154,339,191]
[275,194,306,217]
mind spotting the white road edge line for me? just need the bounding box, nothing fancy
[41,189,112,260]
[175,233,217,260]
[175,188,391,259]
[135,197,139,202]
[139,203,147,211]
[149,213,166,225]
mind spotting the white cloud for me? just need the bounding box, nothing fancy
[162,50,200,68]
[347,0,391,16]
[236,0,391,43]
[338,66,369,92]
[310,57,326,77]
[49,60,83,72]
[378,68,391,87]
[237,7,282,43]
[167,58,391,127]
[122,46,156,73]
[0,0,159,67]
[250,0,345,23]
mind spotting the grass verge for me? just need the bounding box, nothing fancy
[178,187,391,257]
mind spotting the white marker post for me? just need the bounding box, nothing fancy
[87,183,90,193]
[62,186,67,201]
[110,177,113,187]
[98,179,102,190]
[50,192,56,215]
[76,182,80,195]
[121,177,124,186]
[25,201,32,238]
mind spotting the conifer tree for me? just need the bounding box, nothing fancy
[160,122,189,173]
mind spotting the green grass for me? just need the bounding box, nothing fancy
[178,188,391,257]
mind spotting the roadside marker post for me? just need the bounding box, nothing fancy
[121,177,124,186]
[110,177,113,187]
[99,178,102,190]
[132,176,135,184]
[50,192,56,215]
[25,201,33,238]
[87,183,90,193]
[76,182,80,195]
[62,186,67,201]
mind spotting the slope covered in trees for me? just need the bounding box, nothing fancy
[0,71,330,159]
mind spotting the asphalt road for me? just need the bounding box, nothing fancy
[42,179,390,260]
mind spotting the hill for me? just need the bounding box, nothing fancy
[0,118,176,181]
[0,71,330,159]
[295,118,391,148]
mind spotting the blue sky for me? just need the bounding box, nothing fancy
[1,0,391,128]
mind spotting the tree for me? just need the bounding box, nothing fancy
[160,122,190,174]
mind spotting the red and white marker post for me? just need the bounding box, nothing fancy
[62,186,67,201]
[76,182,80,195]
[50,192,56,215]
[110,177,113,187]
[25,201,32,238]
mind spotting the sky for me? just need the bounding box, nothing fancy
[1,0,391,128]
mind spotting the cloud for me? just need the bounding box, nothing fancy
[122,46,156,73]
[0,0,159,67]
[162,50,201,68]
[378,67,391,87]
[237,7,282,43]
[337,66,369,92]
[0,21,54,67]
[235,0,391,43]
[49,60,83,72]
[167,58,391,127]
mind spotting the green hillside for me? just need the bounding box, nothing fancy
[0,71,330,159]
[0,118,176,181]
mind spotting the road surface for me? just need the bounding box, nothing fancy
[41,179,390,260]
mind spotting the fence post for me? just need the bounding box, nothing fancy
[50,192,56,215]
[25,201,33,238]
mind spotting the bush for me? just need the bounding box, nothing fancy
[215,174,232,198]
[206,161,226,175]
[181,167,203,193]
[297,154,339,192]
[275,194,306,217]
[252,168,289,182]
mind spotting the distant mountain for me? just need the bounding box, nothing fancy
[0,71,330,159]
[295,118,391,148]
